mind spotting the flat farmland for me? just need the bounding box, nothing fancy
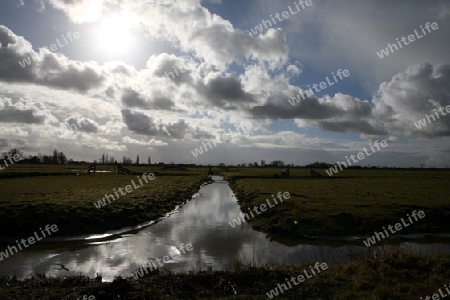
[0,165,209,238]
[223,168,450,237]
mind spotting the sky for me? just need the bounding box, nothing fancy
[0,0,449,167]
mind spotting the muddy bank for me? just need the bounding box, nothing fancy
[0,249,448,299]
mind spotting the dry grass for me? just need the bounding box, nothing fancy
[0,248,448,299]
[222,168,450,237]
[0,165,210,237]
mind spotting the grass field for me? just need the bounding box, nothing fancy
[1,165,449,298]
[0,165,209,238]
[221,168,450,237]
[2,165,449,239]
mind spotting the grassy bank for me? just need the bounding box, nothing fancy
[222,168,450,238]
[0,165,210,238]
[0,248,448,299]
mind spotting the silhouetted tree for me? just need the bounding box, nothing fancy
[52,149,58,164]
[43,155,52,164]
[122,156,132,164]
[58,152,66,164]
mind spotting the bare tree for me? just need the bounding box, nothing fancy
[53,149,58,164]
[58,152,66,164]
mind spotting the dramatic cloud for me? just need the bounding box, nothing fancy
[202,76,256,109]
[0,0,448,167]
[0,25,105,92]
[121,89,176,110]
[45,0,289,68]
[373,63,450,137]
[121,109,193,139]
[66,116,99,133]
[0,97,46,124]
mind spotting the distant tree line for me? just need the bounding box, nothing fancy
[3,148,152,166]
[1,148,67,164]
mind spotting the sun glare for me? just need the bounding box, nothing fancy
[96,14,136,56]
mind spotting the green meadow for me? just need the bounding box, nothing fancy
[1,166,450,298]
[0,164,209,237]
[222,168,450,238]
[1,165,449,239]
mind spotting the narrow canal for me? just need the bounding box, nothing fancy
[1,176,449,281]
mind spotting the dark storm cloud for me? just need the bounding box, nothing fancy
[0,109,45,124]
[0,98,45,124]
[200,76,255,109]
[121,109,190,138]
[250,96,338,120]
[165,119,189,139]
[318,120,387,135]
[121,109,215,139]
[121,109,162,136]
[250,95,372,120]
[249,92,378,132]
[0,26,35,83]
[122,89,148,108]
[121,89,176,110]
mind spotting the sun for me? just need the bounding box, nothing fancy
[96,14,136,56]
